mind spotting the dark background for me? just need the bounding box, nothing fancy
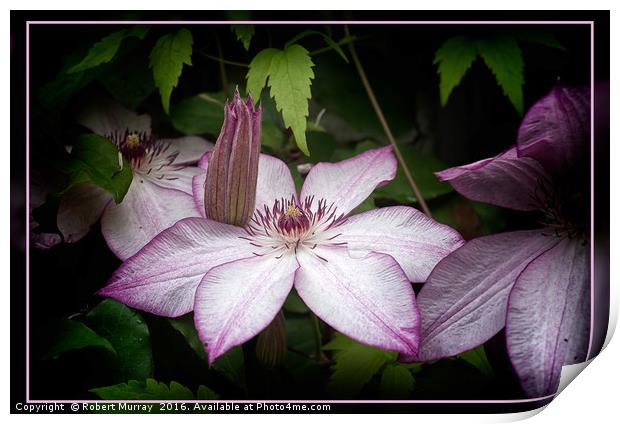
[11,10,610,413]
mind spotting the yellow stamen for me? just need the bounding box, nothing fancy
[284,206,302,218]
[126,133,140,148]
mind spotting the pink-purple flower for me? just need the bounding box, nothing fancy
[99,145,464,363]
[415,86,590,397]
[57,98,212,260]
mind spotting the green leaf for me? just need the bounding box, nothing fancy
[288,163,304,193]
[169,314,206,360]
[197,385,220,400]
[149,29,193,114]
[261,120,285,154]
[68,26,149,74]
[380,364,415,399]
[517,30,566,51]
[91,379,196,400]
[284,288,309,314]
[41,319,116,360]
[458,345,495,378]
[247,45,314,155]
[98,52,156,109]
[323,333,394,397]
[434,36,479,106]
[83,299,153,380]
[246,48,280,101]
[212,347,245,386]
[231,24,254,50]
[61,134,133,204]
[170,92,226,135]
[477,36,524,115]
[267,45,315,155]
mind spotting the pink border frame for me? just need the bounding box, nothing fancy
[24,19,596,406]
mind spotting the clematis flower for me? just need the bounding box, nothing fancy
[57,97,212,260]
[415,86,590,397]
[99,146,464,363]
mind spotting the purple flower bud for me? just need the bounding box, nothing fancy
[204,89,262,226]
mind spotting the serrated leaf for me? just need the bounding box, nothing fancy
[458,345,495,377]
[197,385,219,400]
[41,319,116,360]
[149,29,193,114]
[170,92,226,135]
[231,24,254,50]
[246,48,280,101]
[267,44,315,155]
[323,333,394,397]
[434,36,479,106]
[68,26,149,74]
[83,299,153,380]
[517,30,566,51]
[61,134,133,203]
[380,364,415,399]
[90,379,196,400]
[477,36,524,115]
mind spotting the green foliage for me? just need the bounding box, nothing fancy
[380,363,415,399]
[231,24,254,50]
[68,26,149,74]
[61,134,133,204]
[90,379,216,400]
[517,30,566,51]
[40,319,116,360]
[149,29,193,114]
[323,333,395,397]
[246,45,315,155]
[284,289,309,314]
[477,36,524,115]
[435,35,524,114]
[169,315,245,387]
[170,92,226,135]
[458,345,495,378]
[98,52,156,109]
[83,299,153,381]
[434,36,479,107]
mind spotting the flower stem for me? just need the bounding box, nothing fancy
[308,35,359,56]
[215,34,229,94]
[311,313,327,362]
[197,50,250,68]
[343,25,432,218]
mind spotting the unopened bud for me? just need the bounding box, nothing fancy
[204,88,261,226]
[255,312,287,369]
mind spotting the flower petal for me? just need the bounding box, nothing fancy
[57,182,112,243]
[101,179,201,260]
[295,245,420,356]
[99,217,255,317]
[517,86,590,173]
[506,238,589,397]
[78,97,151,136]
[194,252,298,364]
[163,136,214,165]
[149,166,205,195]
[331,206,464,282]
[192,152,296,218]
[436,147,547,211]
[300,146,396,216]
[416,230,560,361]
